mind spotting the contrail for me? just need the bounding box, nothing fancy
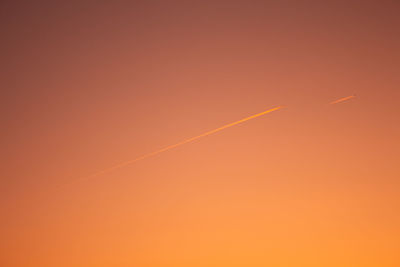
[85,106,284,179]
[330,95,356,105]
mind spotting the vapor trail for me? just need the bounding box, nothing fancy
[86,106,284,179]
[330,95,356,105]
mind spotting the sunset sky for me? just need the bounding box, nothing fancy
[2,1,400,266]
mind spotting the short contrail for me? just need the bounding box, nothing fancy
[330,95,356,105]
[85,106,284,179]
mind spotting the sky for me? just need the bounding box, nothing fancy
[1,1,400,266]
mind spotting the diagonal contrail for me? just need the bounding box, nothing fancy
[330,95,356,105]
[85,106,284,179]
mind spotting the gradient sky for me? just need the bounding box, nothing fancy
[2,1,400,266]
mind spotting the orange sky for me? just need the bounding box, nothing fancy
[2,1,400,266]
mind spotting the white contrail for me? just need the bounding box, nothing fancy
[330,95,356,105]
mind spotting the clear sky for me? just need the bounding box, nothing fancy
[2,1,400,266]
